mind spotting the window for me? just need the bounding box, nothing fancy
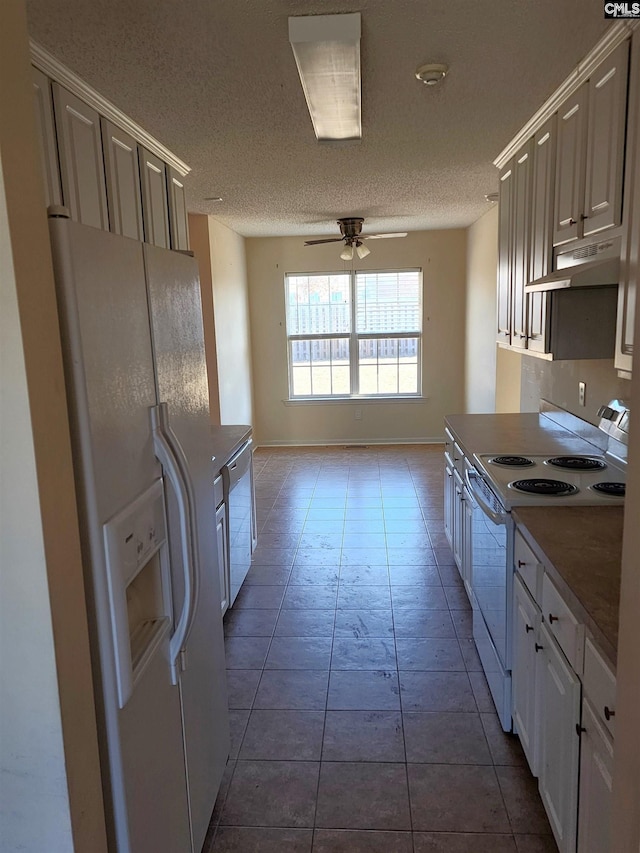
[285,269,422,398]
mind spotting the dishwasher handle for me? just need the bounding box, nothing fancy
[222,440,252,489]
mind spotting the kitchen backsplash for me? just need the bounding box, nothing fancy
[520,355,630,426]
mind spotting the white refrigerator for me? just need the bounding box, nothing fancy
[49,215,230,852]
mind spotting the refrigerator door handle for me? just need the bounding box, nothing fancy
[158,404,202,649]
[150,403,198,684]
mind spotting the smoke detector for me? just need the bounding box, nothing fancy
[415,63,448,86]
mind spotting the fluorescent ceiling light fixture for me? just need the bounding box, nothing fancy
[289,13,362,141]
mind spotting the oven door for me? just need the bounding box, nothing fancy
[466,468,514,730]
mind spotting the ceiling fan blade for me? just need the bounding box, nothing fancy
[304,238,344,245]
[363,232,409,240]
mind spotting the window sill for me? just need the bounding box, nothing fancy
[282,396,427,406]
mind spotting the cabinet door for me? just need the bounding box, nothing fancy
[512,574,540,776]
[528,117,556,353]
[538,623,581,853]
[554,84,588,246]
[452,468,464,572]
[497,161,514,344]
[216,502,230,616]
[167,167,190,251]
[511,141,534,348]
[462,487,473,600]
[139,147,171,248]
[616,35,640,374]
[52,83,109,230]
[577,700,613,853]
[101,119,144,241]
[32,68,62,208]
[444,453,454,550]
[584,40,629,236]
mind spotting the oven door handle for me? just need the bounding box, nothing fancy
[465,468,509,525]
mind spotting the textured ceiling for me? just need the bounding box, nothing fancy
[26,0,609,238]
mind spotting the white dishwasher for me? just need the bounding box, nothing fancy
[222,439,256,607]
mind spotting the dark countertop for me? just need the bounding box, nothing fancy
[445,412,604,459]
[210,425,252,475]
[512,505,623,667]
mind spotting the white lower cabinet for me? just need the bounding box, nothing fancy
[452,468,464,571]
[444,452,454,550]
[512,574,540,775]
[577,700,613,853]
[538,622,581,853]
[214,475,229,616]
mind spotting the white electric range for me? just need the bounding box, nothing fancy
[463,400,629,731]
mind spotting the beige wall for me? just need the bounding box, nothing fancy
[189,213,222,424]
[465,206,498,413]
[520,354,630,425]
[206,218,253,426]
[496,347,523,412]
[246,230,467,445]
[0,2,106,849]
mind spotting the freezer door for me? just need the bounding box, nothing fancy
[49,218,191,852]
[143,243,230,851]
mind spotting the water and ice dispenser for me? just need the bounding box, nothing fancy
[103,480,172,707]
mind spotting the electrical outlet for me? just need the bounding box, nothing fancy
[579,381,586,407]
[354,408,362,420]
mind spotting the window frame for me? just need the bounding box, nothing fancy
[285,267,423,401]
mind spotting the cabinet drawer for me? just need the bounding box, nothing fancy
[514,531,542,603]
[542,574,584,674]
[583,638,616,737]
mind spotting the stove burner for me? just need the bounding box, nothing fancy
[490,455,534,468]
[546,456,606,471]
[591,482,626,497]
[511,478,579,497]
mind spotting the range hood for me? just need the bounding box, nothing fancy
[525,236,621,293]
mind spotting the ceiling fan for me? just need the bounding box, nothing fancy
[304,218,408,260]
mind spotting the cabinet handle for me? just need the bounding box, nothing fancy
[535,642,544,653]
[548,613,558,624]
[518,334,526,339]
[576,723,586,737]
[580,213,589,221]
[569,218,577,225]
[604,706,615,721]
[517,560,526,568]
[525,624,534,633]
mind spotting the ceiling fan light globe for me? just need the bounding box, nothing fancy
[356,243,371,259]
[340,245,354,261]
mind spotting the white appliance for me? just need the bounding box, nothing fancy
[49,215,230,853]
[465,402,628,731]
[222,439,257,607]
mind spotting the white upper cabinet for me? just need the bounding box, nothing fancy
[139,147,171,248]
[583,40,629,236]
[616,34,640,374]
[32,67,62,208]
[101,119,144,241]
[528,116,556,354]
[553,84,588,246]
[497,161,514,344]
[52,83,109,230]
[511,141,534,348]
[554,41,630,246]
[167,167,190,251]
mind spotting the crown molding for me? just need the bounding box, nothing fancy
[494,20,639,169]
[30,40,190,177]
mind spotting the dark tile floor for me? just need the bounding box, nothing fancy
[205,446,558,853]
